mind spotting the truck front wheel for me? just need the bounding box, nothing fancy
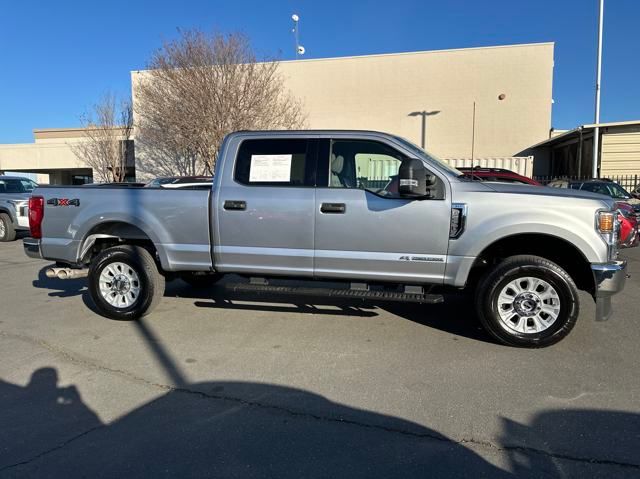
[88,245,165,321]
[475,255,579,348]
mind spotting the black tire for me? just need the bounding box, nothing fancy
[0,213,16,242]
[180,272,223,288]
[88,245,165,320]
[475,255,579,348]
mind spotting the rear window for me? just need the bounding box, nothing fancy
[0,179,38,194]
[234,139,314,187]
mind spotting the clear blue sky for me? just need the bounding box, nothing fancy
[0,0,638,143]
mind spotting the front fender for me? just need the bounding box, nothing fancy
[448,208,607,264]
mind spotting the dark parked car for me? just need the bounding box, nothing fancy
[81,182,146,188]
[457,167,541,186]
[145,176,214,189]
[546,179,640,214]
[546,178,639,248]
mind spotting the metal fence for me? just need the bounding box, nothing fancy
[534,175,640,192]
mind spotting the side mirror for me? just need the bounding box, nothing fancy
[398,158,435,198]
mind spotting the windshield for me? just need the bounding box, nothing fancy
[580,182,631,199]
[392,135,462,177]
[607,183,632,199]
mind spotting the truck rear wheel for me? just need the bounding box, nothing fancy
[475,255,579,348]
[0,213,16,242]
[88,245,165,321]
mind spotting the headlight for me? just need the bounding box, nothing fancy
[596,211,615,233]
[596,210,619,260]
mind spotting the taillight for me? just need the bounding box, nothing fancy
[28,196,45,239]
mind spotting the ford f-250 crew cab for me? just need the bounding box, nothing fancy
[23,131,631,347]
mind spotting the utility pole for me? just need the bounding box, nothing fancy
[471,101,476,163]
[592,0,604,178]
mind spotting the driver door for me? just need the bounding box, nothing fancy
[314,138,451,283]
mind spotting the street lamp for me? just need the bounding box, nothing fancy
[408,110,440,149]
[593,0,604,178]
[291,14,305,58]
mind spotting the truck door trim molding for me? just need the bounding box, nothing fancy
[213,246,313,257]
[315,250,447,263]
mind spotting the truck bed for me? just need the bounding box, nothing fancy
[35,186,213,271]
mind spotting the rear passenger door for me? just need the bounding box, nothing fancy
[214,137,318,276]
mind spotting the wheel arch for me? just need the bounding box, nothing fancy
[469,233,595,297]
[78,221,167,269]
[0,206,15,221]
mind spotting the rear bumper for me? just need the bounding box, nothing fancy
[591,260,628,321]
[23,237,42,260]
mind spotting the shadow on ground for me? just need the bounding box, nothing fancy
[33,264,492,343]
[1,367,638,478]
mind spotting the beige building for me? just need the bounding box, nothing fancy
[0,127,134,184]
[275,42,554,160]
[131,42,554,179]
[529,120,640,181]
[3,42,554,183]
[0,128,93,184]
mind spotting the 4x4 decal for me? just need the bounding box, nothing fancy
[46,198,80,207]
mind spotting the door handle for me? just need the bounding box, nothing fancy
[224,200,246,211]
[321,203,346,214]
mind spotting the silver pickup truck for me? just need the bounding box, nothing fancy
[0,176,38,242]
[23,130,630,347]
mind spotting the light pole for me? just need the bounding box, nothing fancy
[291,14,305,58]
[592,0,604,178]
[408,110,440,149]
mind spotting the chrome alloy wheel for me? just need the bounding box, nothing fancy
[0,219,5,238]
[99,262,141,309]
[497,276,561,334]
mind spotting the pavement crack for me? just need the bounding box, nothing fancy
[0,425,105,473]
[2,330,639,472]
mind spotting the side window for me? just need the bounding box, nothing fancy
[21,180,38,192]
[3,180,22,193]
[234,139,314,187]
[329,139,407,198]
[581,183,606,195]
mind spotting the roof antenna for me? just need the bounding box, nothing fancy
[291,14,305,58]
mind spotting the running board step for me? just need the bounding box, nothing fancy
[225,283,444,304]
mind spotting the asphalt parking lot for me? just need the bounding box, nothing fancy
[1,236,639,478]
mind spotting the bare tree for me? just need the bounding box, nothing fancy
[134,30,306,177]
[72,93,134,182]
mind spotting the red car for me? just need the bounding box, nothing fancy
[615,202,639,248]
[457,167,542,186]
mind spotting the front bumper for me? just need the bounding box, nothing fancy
[23,237,42,260]
[591,260,628,321]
